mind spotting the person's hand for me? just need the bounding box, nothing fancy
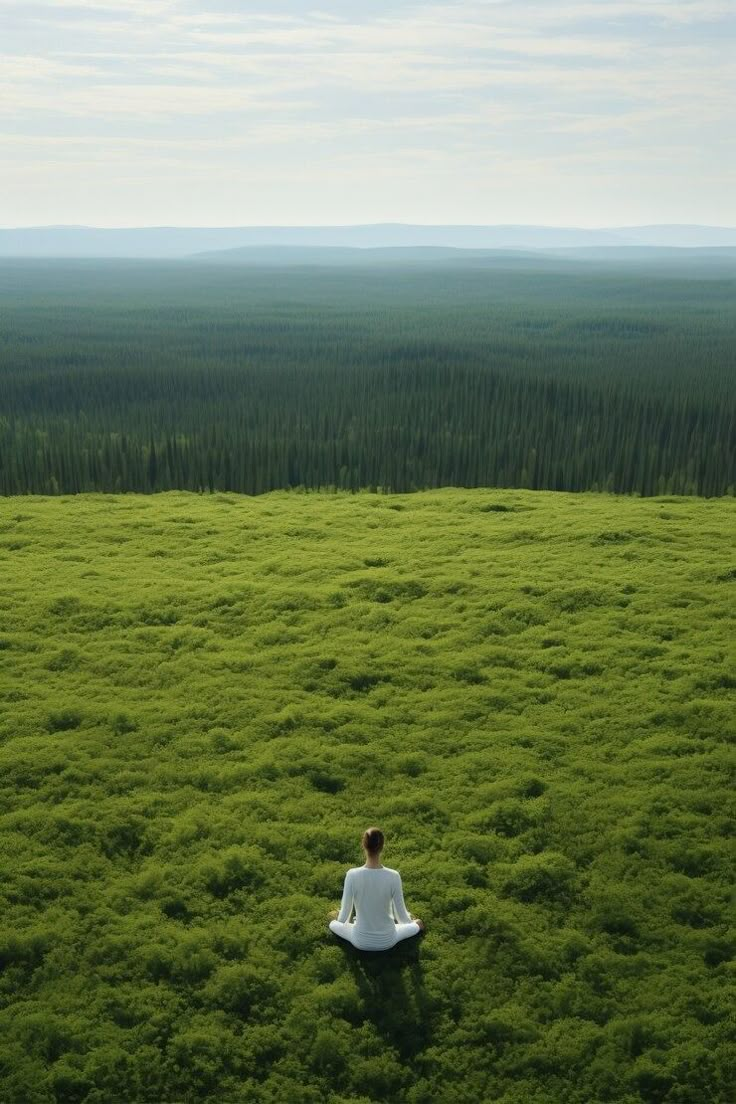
[327,909,339,921]
[414,917,425,931]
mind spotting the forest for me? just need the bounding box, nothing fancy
[0,256,733,499]
[0,488,734,1103]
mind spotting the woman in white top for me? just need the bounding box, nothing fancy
[328,827,425,951]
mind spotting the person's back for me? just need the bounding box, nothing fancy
[328,827,424,952]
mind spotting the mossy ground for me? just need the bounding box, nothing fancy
[0,488,734,1103]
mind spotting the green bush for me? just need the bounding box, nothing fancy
[502,852,578,903]
[46,709,82,732]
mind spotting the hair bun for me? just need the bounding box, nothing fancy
[362,826,385,854]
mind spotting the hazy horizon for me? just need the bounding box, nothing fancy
[3,221,736,259]
[5,221,736,232]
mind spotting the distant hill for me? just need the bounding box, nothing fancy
[1,223,736,258]
[191,244,736,269]
[191,245,544,266]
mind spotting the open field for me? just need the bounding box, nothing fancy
[1,488,734,1103]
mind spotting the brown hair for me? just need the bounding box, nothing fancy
[362,827,384,855]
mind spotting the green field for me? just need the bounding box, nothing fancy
[1,488,734,1103]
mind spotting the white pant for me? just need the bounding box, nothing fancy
[329,919,421,951]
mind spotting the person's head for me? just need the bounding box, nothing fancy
[361,826,384,856]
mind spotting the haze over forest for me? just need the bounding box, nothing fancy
[2,223,736,259]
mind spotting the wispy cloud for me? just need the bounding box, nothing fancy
[1,0,733,224]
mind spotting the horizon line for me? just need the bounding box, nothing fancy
[4,221,736,233]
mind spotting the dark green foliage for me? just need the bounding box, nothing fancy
[0,259,734,499]
[46,648,80,672]
[46,708,82,732]
[110,712,137,736]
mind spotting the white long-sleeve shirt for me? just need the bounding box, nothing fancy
[336,865,414,950]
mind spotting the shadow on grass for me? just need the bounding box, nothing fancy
[332,933,433,1060]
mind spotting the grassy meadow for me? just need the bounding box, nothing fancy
[0,487,734,1102]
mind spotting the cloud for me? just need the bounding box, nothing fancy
[0,55,103,80]
[2,0,733,224]
[12,0,176,12]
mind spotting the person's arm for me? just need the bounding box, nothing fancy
[336,869,355,923]
[391,871,413,923]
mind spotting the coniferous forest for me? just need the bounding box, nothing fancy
[0,256,733,499]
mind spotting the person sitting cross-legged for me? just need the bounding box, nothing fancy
[328,827,425,951]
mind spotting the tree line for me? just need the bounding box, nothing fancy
[0,260,733,497]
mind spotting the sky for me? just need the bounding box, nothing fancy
[1,0,734,228]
